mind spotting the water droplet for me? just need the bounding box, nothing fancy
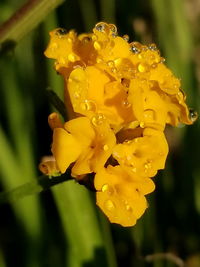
[68,54,76,62]
[111,67,117,73]
[105,199,115,211]
[126,204,132,211]
[189,108,198,122]
[132,168,137,173]
[109,24,118,35]
[160,57,165,63]
[102,184,109,192]
[138,63,148,73]
[96,58,103,63]
[151,63,157,69]
[144,109,155,120]
[130,42,141,54]
[94,41,101,50]
[102,184,114,195]
[74,92,80,99]
[103,144,109,151]
[123,34,129,42]
[82,36,91,43]
[95,22,106,32]
[80,100,96,111]
[122,100,131,108]
[67,37,72,43]
[144,162,152,169]
[107,60,115,67]
[148,43,157,51]
[140,121,145,128]
[56,28,67,35]
[91,114,105,126]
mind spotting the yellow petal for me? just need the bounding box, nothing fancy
[52,128,82,173]
[95,166,150,227]
[64,117,95,148]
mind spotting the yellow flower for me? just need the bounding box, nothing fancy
[42,22,197,227]
[94,165,155,227]
[51,116,116,177]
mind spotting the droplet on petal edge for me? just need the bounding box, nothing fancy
[189,108,198,123]
[95,22,106,32]
[102,184,109,192]
[123,34,129,42]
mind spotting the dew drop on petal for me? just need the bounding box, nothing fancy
[132,168,137,173]
[67,37,72,43]
[102,184,109,192]
[123,34,129,42]
[105,199,115,211]
[122,100,131,108]
[126,204,132,211]
[68,54,76,62]
[91,114,105,126]
[111,67,117,73]
[140,121,145,128]
[94,41,101,50]
[107,60,115,67]
[109,24,118,35]
[80,100,96,111]
[130,42,141,54]
[160,57,165,63]
[103,144,109,151]
[95,22,106,32]
[189,108,198,122]
[56,28,67,35]
[148,43,157,51]
[74,92,80,99]
[138,63,147,73]
[102,184,114,195]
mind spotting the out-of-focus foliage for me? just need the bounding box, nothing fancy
[0,0,200,266]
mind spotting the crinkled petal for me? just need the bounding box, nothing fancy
[113,128,169,177]
[95,166,152,226]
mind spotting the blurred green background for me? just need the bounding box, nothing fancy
[0,0,200,266]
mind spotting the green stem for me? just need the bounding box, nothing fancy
[0,174,72,204]
[0,0,64,49]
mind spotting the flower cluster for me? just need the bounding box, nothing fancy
[41,22,197,226]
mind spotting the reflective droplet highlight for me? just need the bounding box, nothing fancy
[138,63,148,73]
[105,199,115,211]
[91,114,105,126]
[189,108,198,122]
[102,184,109,192]
[95,22,106,32]
[94,41,101,50]
[80,100,96,111]
[123,34,129,42]
[103,144,109,151]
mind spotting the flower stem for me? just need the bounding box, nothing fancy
[0,0,64,50]
[0,174,71,204]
